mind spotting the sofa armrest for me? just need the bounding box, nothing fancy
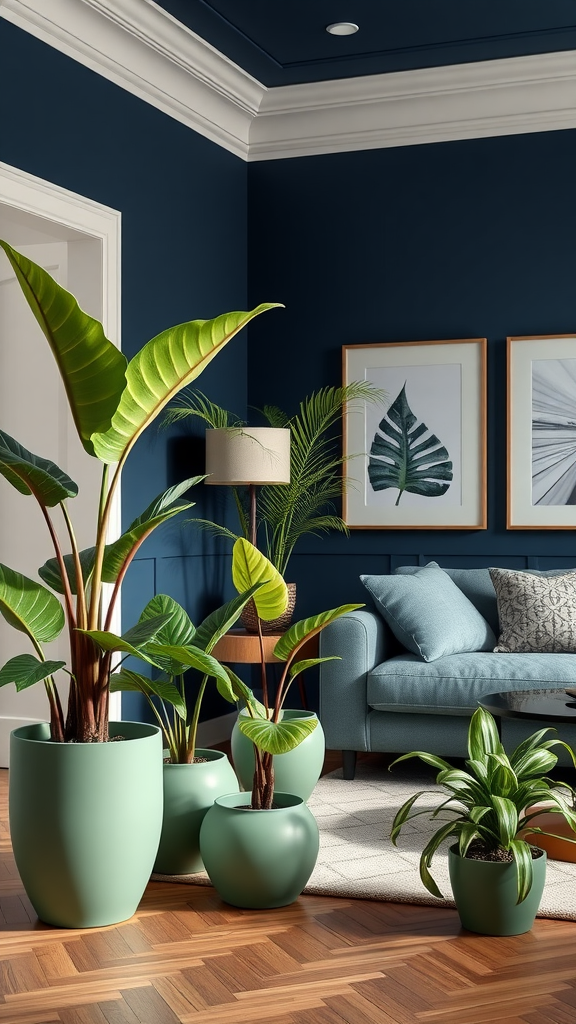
[318,609,390,752]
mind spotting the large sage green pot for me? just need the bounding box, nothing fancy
[154,749,239,875]
[231,709,324,801]
[9,721,163,929]
[448,845,547,935]
[199,791,319,908]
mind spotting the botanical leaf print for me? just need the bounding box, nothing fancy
[368,384,453,505]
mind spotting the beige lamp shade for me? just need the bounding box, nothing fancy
[205,427,291,485]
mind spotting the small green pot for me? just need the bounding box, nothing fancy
[9,721,163,929]
[448,845,547,935]
[199,791,319,909]
[231,709,325,801]
[154,749,239,875]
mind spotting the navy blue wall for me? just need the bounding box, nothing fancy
[0,20,248,721]
[247,129,576,632]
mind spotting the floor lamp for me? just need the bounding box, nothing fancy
[204,427,291,548]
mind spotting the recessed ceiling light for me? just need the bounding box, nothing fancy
[326,22,359,36]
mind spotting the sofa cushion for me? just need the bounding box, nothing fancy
[396,563,575,637]
[367,651,576,715]
[396,562,500,633]
[490,567,576,653]
[360,564,496,662]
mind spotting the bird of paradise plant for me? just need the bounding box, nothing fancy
[0,238,281,744]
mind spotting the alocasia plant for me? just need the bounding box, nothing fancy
[368,384,453,505]
[0,238,281,743]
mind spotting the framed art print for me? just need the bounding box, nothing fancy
[342,339,487,529]
[508,334,576,529]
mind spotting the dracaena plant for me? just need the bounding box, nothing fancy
[390,706,576,904]
[0,238,280,744]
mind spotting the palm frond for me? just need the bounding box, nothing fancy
[257,404,290,428]
[258,381,383,574]
[163,390,245,429]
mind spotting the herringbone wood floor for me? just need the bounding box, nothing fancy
[1,755,576,1024]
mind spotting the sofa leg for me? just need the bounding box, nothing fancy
[342,750,357,780]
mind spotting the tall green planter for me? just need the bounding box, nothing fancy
[231,709,324,801]
[9,721,163,929]
[154,749,239,875]
[448,845,547,935]
[199,791,319,908]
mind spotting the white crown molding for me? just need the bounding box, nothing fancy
[0,0,264,159]
[1,0,575,161]
[250,50,576,160]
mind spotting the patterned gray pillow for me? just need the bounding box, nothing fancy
[489,567,576,653]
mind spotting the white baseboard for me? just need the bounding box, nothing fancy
[197,711,237,749]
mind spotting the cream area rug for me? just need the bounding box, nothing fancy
[152,761,576,921]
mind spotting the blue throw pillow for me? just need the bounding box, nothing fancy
[360,564,497,662]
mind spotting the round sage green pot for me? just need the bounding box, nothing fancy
[154,749,239,875]
[448,845,547,935]
[199,791,319,909]
[9,721,163,929]
[231,709,324,801]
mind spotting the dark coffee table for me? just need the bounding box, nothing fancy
[479,688,576,725]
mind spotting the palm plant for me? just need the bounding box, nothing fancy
[165,382,383,576]
[0,238,280,744]
[390,706,576,904]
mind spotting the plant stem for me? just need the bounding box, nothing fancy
[60,501,87,630]
[186,675,207,762]
[89,463,114,631]
[256,617,269,713]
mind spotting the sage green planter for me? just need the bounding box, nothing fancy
[448,845,547,936]
[155,749,239,875]
[9,721,163,929]
[231,709,324,801]
[199,791,319,908]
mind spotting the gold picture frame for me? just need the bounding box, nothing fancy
[342,338,487,530]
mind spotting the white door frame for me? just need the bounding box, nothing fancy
[0,161,123,719]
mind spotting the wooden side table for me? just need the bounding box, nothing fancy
[211,629,318,708]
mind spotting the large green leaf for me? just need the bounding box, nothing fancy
[231,539,288,622]
[273,604,364,662]
[91,304,281,464]
[192,583,265,653]
[0,430,78,507]
[288,657,339,678]
[238,714,317,755]
[100,477,200,580]
[79,613,172,661]
[146,643,230,687]
[0,565,65,643]
[139,595,196,676]
[40,478,201,595]
[109,668,186,719]
[39,547,96,596]
[368,384,453,505]
[139,595,195,646]
[0,654,66,691]
[220,667,264,714]
[0,240,127,456]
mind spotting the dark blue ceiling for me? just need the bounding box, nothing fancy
[155,1,576,87]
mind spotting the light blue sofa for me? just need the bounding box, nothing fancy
[318,565,576,778]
